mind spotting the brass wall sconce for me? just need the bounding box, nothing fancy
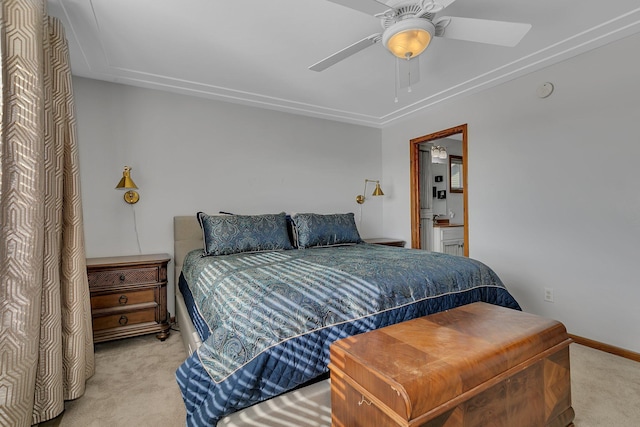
[115,166,139,204]
[356,179,384,204]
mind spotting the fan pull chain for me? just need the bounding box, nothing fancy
[405,52,413,93]
[394,58,399,103]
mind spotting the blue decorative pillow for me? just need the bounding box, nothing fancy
[197,212,293,256]
[291,213,362,249]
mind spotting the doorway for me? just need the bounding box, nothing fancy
[409,124,468,255]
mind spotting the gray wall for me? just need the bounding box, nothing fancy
[382,32,640,353]
[74,31,640,354]
[73,78,383,316]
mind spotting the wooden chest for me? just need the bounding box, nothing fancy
[329,302,574,427]
[87,253,171,343]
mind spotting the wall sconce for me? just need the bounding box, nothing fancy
[115,166,139,204]
[356,179,384,204]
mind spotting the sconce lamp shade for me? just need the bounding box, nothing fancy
[372,182,384,196]
[356,179,384,204]
[115,167,137,189]
[115,166,140,204]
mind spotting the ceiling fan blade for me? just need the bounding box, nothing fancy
[398,58,420,89]
[435,0,458,8]
[421,0,458,13]
[309,34,380,71]
[434,16,531,47]
[325,0,390,16]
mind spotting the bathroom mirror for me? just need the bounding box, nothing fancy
[449,155,463,193]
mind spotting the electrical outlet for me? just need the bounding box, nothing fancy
[544,287,554,303]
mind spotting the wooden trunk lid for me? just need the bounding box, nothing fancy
[329,302,571,424]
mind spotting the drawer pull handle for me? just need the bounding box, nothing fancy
[358,396,371,406]
[119,274,126,282]
[118,295,128,305]
[119,315,128,326]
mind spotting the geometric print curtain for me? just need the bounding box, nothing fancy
[0,1,94,425]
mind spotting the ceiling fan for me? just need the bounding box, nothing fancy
[309,0,532,85]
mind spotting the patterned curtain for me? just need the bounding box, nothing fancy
[0,1,95,425]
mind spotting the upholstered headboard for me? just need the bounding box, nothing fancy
[173,215,202,291]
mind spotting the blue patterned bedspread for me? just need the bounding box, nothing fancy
[176,244,520,426]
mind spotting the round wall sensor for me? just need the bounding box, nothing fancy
[537,82,554,98]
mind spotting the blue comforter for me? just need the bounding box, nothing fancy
[176,244,519,426]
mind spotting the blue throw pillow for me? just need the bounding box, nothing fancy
[197,212,293,256]
[292,213,362,249]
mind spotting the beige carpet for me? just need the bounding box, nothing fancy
[571,343,640,426]
[40,330,640,426]
[40,330,187,427]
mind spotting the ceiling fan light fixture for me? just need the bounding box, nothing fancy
[383,18,435,59]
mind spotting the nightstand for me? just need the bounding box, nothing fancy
[363,238,406,247]
[87,253,171,343]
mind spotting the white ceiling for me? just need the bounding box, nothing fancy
[47,0,640,127]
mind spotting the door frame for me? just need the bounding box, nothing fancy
[410,124,468,255]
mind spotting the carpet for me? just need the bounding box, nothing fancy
[40,330,640,426]
[40,329,186,427]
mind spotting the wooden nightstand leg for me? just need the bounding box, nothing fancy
[156,329,170,341]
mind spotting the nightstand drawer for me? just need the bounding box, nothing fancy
[91,289,156,310]
[93,308,157,331]
[88,267,158,287]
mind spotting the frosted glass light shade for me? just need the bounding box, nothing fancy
[383,18,435,59]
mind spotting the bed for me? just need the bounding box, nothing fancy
[173,213,520,426]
